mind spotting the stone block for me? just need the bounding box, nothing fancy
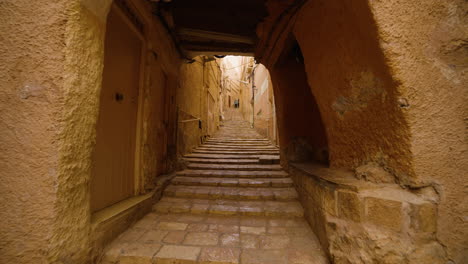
[199,247,240,264]
[337,191,362,222]
[162,231,186,244]
[183,232,219,246]
[240,249,287,264]
[318,184,337,216]
[220,233,240,247]
[410,202,437,234]
[119,242,162,264]
[240,226,266,235]
[157,222,188,231]
[259,235,290,249]
[155,245,200,264]
[365,197,402,232]
[190,203,209,214]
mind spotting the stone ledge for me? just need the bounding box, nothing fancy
[288,162,441,263]
[90,173,175,262]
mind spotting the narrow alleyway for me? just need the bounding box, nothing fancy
[100,120,328,264]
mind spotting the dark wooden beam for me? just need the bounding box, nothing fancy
[177,28,255,45]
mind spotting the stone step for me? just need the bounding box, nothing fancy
[163,185,298,201]
[184,153,266,160]
[196,146,278,151]
[207,138,269,142]
[187,163,283,171]
[192,150,279,155]
[184,158,260,164]
[153,198,304,217]
[172,176,294,188]
[204,142,271,146]
[177,170,289,178]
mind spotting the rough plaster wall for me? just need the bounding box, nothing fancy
[141,6,181,190]
[204,60,221,136]
[369,0,468,262]
[142,60,168,190]
[1,0,182,262]
[292,0,413,180]
[270,52,329,165]
[253,65,273,139]
[0,0,76,262]
[177,58,205,156]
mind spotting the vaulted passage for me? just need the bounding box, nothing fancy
[1,0,466,264]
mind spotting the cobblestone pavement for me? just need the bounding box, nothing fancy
[100,121,329,264]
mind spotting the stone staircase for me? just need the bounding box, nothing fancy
[100,121,328,264]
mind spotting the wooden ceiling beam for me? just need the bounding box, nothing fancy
[177,28,255,45]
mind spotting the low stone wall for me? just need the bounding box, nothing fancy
[289,163,445,264]
[90,174,174,262]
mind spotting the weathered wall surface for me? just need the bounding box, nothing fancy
[369,0,468,262]
[270,45,329,165]
[1,0,182,262]
[220,56,254,123]
[257,0,467,262]
[0,1,72,262]
[177,56,221,157]
[292,0,412,181]
[252,64,277,143]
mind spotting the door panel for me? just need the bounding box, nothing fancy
[91,5,142,212]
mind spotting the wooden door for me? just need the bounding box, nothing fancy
[91,4,142,212]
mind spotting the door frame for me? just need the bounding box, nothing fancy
[108,0,148,197]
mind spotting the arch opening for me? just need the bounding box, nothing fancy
[270,35,329,166]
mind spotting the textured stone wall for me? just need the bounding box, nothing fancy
[0,0,182,262]
[177,56,221,157]
[252,64,277,144]
[0,1,74,262]
[368,1,468,262]
[256,0,467,262]
[290,163,443,264]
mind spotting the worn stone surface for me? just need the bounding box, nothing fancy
[100,121,328,264]
[365,197,402,232]
[355,162,395,184]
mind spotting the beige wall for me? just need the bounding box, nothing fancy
[252,64,277,144]
[220,56,254,123]
[369,0,468,261]
[257,0,467,262]
[0,0,181,262]
[177,56,221,156]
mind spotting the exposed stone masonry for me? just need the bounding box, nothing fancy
[100,121,329,264]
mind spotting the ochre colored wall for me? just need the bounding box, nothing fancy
[257,0,467,262]
[220,56,254,123]
[270,46,329,164]
[252,64,277,143]
[369,0,468,261]
[0,0,182,262]
[177,57,221,157]
[0,1,74,262]
[292,0,412,179]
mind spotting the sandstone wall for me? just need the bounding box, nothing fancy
[0,0,182,262]
[252,64,277,144]
[220,56,254,123]
[256,0,467,262]
[177,56,221,157]
[0,1,72,262]
[368,1,468,262]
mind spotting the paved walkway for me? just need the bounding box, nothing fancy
[100,121,329,264]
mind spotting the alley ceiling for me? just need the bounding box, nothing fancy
[151,0,269,57]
